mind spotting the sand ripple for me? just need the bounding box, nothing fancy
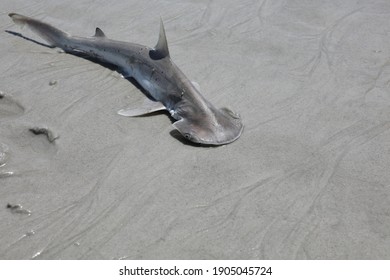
[0,91,25,117]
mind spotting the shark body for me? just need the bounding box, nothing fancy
[9,13,243,145]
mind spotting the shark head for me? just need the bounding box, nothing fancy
[172,106,243,145]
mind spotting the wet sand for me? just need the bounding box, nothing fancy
[1,0,390,259]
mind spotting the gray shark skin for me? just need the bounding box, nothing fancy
[9,13,243,145]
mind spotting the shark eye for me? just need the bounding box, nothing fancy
[183,133,192,140]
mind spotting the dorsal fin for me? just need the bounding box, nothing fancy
[149,18,170,60]
[93,27,106,38]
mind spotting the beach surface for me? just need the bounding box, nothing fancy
[1,0,390,259]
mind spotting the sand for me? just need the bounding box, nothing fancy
[1,0,390,259]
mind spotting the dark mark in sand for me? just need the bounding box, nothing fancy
[29,127,59,143]
[6,203,32,215]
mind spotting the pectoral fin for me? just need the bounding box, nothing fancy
[118,98,166,117]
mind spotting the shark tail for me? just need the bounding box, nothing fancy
[9,13,70,49]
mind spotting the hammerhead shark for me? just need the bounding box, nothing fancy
[8,13,243,145]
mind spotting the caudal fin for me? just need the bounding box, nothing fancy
[9,13,70,48]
